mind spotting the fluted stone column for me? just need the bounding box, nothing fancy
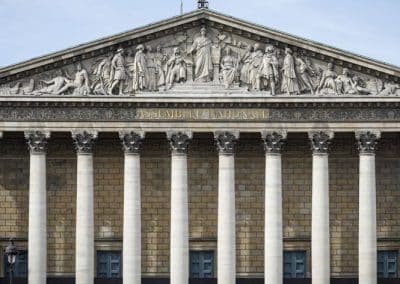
[72,131,98,284]
[309,131,333,284]
[262,131,286,284]
[120,131,145,284]
[215,131,239,284]
[25,131,50,284]
[168,131,192,284]
[356,131,380,284]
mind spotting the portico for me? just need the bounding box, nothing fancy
[0,119,390,284]
[1,5,400,284]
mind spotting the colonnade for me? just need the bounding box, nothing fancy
[20,129,380,284]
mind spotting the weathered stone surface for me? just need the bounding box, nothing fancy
[1,10,399,98]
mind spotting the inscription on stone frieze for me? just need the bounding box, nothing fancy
[0,106,400,122]
[136,109,269,120]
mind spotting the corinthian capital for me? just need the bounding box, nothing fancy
[71,130,98,154]
[119,131,145,154]
[309,131,334,154]
[356,131,380,154]
[24,131,51,154]
[262,131,287,154]
[214,131,239,155]
[167,131,192,154]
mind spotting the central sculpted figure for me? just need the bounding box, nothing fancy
[187,27,213,82]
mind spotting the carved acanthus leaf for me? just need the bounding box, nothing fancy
[356,131,380,154]
[71,130,98,154]
[167,131,192,154]
[24,131,51,153]
[215,131,239,155]
[262,131,287,154]
[309,131,334,154]
[119,131,145,154]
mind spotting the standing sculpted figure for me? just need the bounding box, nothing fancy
[154,45,168,89]
[317,63,338,94]
[166,47,187,89]
[187,27,213,82]
[55,63,90,95]
[239,45,253,87]
[256,45,279,95]
[91,54,113,95]
[109,48,127,95]
[132,44,149,92]
[295,56,316,94]
[220,48,238,88]
[281,48,300,95]
[249,43,264,90]
[146,46,158,91]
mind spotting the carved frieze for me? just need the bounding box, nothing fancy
[119,131,145,154]
[1,105,400,122]
[1,25,398,98]
[24,131,51,154]
[262,131,287,154]
[356,131,380,154]
[309,131,334,154]
[71,131,98,154]
[167,131,192,154]
[215,131,239,155]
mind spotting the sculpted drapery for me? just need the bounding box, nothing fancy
[188,27,213,82]
[2,21,399,97]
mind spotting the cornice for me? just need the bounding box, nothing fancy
[0,96,400,109]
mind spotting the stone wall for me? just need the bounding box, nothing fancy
[0,133,399,277]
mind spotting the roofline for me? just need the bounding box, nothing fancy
[0,9,205,77]
[204,9,400,76]
[1,8,399,79]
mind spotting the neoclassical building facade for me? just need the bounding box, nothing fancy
[0,4,400,284]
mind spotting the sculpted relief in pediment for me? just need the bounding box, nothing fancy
[1,26,399,97]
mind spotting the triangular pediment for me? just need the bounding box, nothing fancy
[1,9,399,97]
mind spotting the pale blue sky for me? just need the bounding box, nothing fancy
[1,0,399,68]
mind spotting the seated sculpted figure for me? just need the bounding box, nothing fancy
[317,63,338,94]
[256,45,279,95]
[220,48,238,88]
[380,81,400,96]
[166,47,187,89]
[55,63,90,96]
[336,68,358,95]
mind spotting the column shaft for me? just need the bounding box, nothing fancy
[76,154,94,284]
[218,154,236,284]
[170,153,189,284]
[28,153,47,284]
[359,154,376,284]
[123,154,141,283]
[356,131,379,284]
[264,153,283,284]
[312,154,330,284]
